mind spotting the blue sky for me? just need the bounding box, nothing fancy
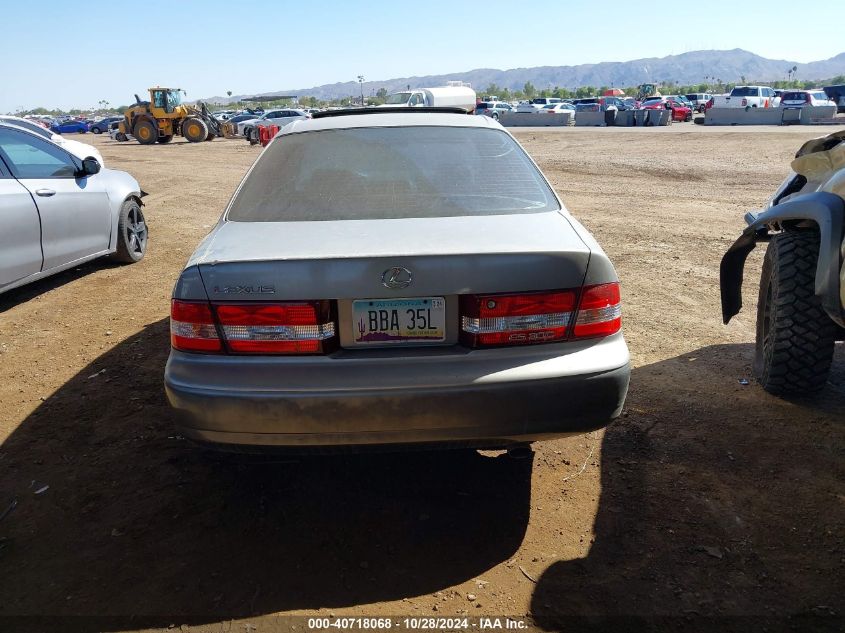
[3,0,843,112]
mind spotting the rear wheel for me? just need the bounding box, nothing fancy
[157,134,173,144]
[182,117,208,143]
[134,119,158,145]
[492,112,499,121]
[92,126,102,134]
[754,230,836,394]
[111,198,147,264]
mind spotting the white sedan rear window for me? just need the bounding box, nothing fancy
[227,126,560,221]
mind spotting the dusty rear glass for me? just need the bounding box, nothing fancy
[227,126,560,222]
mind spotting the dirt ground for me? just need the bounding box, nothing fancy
[0,124,842,632]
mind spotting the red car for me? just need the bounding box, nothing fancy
[642,97,692,122]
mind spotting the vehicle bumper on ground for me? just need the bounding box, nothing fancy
[164,333,630,450]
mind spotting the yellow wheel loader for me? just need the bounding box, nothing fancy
[118,87,223,145]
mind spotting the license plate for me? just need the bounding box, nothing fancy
[352,297,446,345]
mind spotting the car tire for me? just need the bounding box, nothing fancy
[754,230,836,394]
[492,112,499,121]
[116,132,128,142]
[134,119,158,145]
[182,117,208,143]
[157,134,174,144]
[111,198,148,264]
[92,126,102,134]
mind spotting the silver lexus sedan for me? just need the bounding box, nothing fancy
[165,109,630,451]
[0,122,147,296]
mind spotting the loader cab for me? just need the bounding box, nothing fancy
[150,88,183,115]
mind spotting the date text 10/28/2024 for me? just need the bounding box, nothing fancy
[307,617,529,630]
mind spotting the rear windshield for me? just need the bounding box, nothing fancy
[782,92,806,101]
[227,126,560,222]
[730,87,758,97]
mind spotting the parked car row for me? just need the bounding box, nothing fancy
[704,86,837,112]
[479,94,696,123]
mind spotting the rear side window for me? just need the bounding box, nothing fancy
[731,87,757,97]
[228,126,560,221]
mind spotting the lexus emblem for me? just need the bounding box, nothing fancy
[382,266,413,289]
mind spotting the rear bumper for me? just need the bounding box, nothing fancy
[164,334,630,449]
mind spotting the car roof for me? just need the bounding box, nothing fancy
[282,110,497,135]
[0,120,59,143]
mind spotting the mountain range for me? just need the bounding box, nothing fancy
[203,49,845,103]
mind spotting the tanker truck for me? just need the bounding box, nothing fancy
[381,85,477,112]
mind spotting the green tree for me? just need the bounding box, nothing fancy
[484,83,501,98]
[376,87,388,100]
[523,81,536,98]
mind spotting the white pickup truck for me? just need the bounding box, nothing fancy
[712,86,780,108]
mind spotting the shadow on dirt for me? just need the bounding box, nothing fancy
[0,319,531,627]
[0,260,120,314]
[530,343,844,632]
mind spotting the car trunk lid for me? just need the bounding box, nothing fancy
[193,212,592,301]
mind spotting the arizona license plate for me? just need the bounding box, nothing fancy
[352,297,446,345]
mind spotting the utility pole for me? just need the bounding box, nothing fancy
[358,75,365,106]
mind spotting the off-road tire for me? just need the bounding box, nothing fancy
[111,198,147,264]
[182,118,208,143]
[157,134,173,144]
[754,230,836,394]
[205,131,216,141]
[134,119,158,145]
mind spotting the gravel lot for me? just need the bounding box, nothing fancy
[0,125,842,631]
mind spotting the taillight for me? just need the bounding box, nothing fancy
[171,300,222,352]
[573,283,622,338]
[460,291,577,347]
[741,98,748,107]
[170,299,336,354]
[215,301,335,354]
